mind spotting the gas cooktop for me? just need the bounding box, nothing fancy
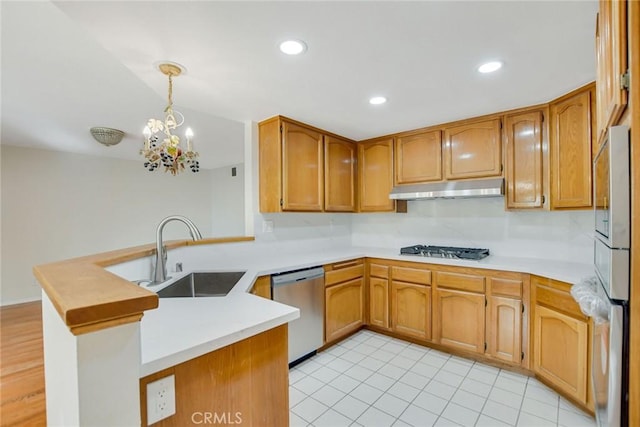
[400,245,490,261]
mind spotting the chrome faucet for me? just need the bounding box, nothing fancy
[152,215,203,284]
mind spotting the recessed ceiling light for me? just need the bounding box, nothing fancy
[478,61,503,73]
[279,40,307,55]
[369,96,387,105]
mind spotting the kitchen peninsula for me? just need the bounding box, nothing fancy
[34,234,593,426]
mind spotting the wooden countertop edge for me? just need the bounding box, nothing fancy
[33,236,255,335]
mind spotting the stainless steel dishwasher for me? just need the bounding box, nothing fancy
[272,266,324,365]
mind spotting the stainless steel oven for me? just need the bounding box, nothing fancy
[591,125,630,427]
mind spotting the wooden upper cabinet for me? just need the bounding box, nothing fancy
[324,136,356,212]
[395,130,442,184]
[443,118,502,180]
[549,86,594,209]
[358,138,395,212]
[282,121,324,211]
[504,110,544,209]
[595,0,628,146]
[259,116,358,213]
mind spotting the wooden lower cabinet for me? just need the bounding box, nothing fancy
[250,275,271,299]
[434,288,485,353]
[533,304,589,404]
[487,295,522,364]
[325,278,364,342]
[391,281,431,340]
[369,277,390,329]
[140,325,288,427]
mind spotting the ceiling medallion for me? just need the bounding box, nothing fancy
[141,62,199,175]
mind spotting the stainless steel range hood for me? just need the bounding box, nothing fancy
[389,178,504,200]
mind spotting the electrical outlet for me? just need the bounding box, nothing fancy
[262,220,274,233]
[147,374,176,425]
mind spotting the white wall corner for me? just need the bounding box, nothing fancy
[244,120,258,236]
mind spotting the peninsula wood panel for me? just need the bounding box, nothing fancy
[549,86,594,209]
[250,275,271,299]
[281,121,324,211]
[434,288,485,353]
[443,118,502,180]
[369,277,390,329]
[395,130,442,184]
[504,110,544,208]
[325,278,364,342]
[140,325,288,427]
[391,281,431,340]
[533,305,588,405]
[595,0,628,145]
[358,138,396,212]
[324,135,356,212]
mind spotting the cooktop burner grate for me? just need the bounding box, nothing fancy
[400,245,490,260]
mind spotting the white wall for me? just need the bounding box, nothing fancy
[351,197,594,264]
[0,145,217,305]
[211,163,245,237]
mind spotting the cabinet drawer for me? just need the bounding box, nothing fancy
[369,263,389,279]
[535,284,584,319]
[436,271,485,293]
[490,277,522,298]
[391,266,431,285]
[325,260,364,286]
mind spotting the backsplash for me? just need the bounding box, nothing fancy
[253,212,352,248]
[351,198,594,264]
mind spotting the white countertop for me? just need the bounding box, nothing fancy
[137,243,593,376]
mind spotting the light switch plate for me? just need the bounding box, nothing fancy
[146,374,176,425]
[262,220,274,233]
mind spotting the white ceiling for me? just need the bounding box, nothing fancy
[1,1,598,169]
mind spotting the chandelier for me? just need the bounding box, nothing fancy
[141,63,199,175]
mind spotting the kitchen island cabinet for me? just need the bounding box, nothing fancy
[140,325,288,427]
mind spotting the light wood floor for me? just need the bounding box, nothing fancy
[0,301,46,426]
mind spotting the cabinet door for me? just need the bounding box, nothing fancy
[595,0,628,145]
[391,281,431,340]
[549,88,593,209]
[369,277,389,329]
[443,119,502,180]
[487,296,521,364]
[282,121,324,211]
[504,110,544,209]
[533,305,588,404]
[325,136,356,212]
[325,278,364,342]
[435,288,485,353]
[395,130,442,184]
[358,139,395,212]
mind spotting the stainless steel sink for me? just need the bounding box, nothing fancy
[156,271,245,298]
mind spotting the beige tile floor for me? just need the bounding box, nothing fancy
[289,330,596,427]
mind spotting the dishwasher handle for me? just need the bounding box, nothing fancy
[271,266,325,286]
